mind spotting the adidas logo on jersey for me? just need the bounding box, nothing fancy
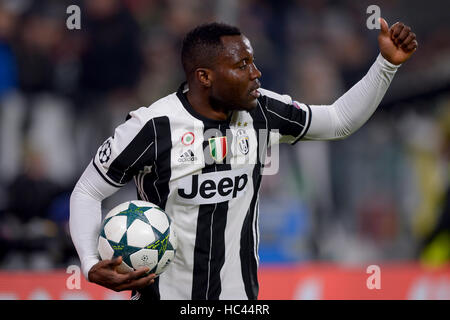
[178,149,197,163]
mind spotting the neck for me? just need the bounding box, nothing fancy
[186,87,229,121]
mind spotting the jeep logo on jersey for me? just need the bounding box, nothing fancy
[177,169,248,204]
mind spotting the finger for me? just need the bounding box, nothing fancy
[108,256,123,267]
[94,256,121,269]
[406,40,418,52]
[379,17,389,35]
[112,271,155,291]
[396,26,411,44]
[401,32,416,49]
[390,22,404,40]
[115,274,155,291]
[389,22,399,39]
[125,267,152,281]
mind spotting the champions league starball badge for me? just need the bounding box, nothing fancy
[98,139,112,164]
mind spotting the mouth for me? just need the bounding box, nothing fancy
[249,83,261,99]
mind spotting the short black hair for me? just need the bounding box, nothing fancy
[181,22,241,76]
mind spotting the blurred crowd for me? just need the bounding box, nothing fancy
[0,0,448,271]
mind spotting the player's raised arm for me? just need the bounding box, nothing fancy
[302,18,417,141]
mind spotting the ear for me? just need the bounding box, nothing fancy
[195,68,213,88]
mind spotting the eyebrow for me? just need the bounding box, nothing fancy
[222,41,254,65]
[234,57,249,65]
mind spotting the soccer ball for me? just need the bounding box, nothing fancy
[97,200,177,276]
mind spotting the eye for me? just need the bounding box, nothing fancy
[239,63,248,70]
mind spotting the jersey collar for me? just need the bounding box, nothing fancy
[176,82,233,126]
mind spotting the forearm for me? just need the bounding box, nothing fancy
[69,162,119,280]
[304,53,400,140]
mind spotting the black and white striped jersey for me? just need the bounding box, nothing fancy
[92,82,312,300]
[72,54,398,300]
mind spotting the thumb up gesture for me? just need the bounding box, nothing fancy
[378,18,418,65]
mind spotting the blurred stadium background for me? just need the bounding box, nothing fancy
[0,0,449,299]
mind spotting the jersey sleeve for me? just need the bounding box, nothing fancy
[92,107,156,187]
[257,88,312,145]
[302,54,399,141]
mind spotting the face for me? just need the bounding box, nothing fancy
[208,35,262,111]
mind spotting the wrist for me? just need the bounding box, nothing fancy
[82,257,100,281]
[377,53,401,70]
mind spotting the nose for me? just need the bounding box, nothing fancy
[250,63,262,80]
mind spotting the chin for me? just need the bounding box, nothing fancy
[239,99,258,111]
[248,99,259,110]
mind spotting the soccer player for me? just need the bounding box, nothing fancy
[70,18,417,300]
